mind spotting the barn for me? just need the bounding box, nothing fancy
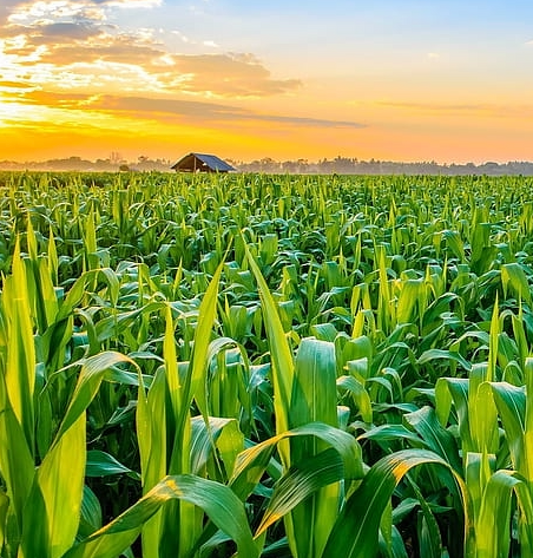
[170,152,236,173]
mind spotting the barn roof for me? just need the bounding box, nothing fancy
[170,152,236,172]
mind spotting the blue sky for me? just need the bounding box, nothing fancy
[0,0,532,162]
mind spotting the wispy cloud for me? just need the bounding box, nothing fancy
[6,0,161,25]
[16,91,367,129]
[0,79,34,90]
[374,100,533,119]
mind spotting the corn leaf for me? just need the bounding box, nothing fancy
[477,470,521,558]
[62,475,259,558]
[21,414,86,558]
[230,422,363,502]
[245,241,294,438]
[323,449,466,558]
[85,450,134,477]
[56,351,139,441]
[0,372,35,536]
[256,447,344,536]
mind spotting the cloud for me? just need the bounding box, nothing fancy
[34,21,104,40]
[158,53,302,97]
[375,100,533,119]
[0,79,34,89]
[1,1,302,98]
[17,91,367,129]
[94,0,162,8]
[377,101,483,112]
[3,23,302,97]
[6,0,161,23]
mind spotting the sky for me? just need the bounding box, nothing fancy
[0,0,532,164]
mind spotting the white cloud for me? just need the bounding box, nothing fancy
[104,0,162,8]
[1,0,302,99]
[171,30,191,43]
[9,1,87,23]
[7,0,161,25]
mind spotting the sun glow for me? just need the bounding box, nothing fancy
[0,96,32,126]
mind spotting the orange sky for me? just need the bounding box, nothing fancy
[1,0,533,163]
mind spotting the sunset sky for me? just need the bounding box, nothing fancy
[1,0,532,163]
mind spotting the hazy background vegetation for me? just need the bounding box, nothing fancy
[2,155,533,175]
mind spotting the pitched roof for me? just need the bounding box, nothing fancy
[171,152,236,172]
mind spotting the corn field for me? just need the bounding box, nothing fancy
[1,171,533,557]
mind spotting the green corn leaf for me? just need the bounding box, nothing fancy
[188,261,224,412]
[0,371,35,536]
[357,424,422,446]
[337,374,373,423]
[47,227,59,286]
[340,335,372,376]
[136,367,166,558]
[418,349,471,373]
[435,378,472,452]
[310,323,338,342]
[38,257,59,329]
[323,449,467,558]
[524,358,533,476]
[383,526,410,558]
[0,489,9,550]
[212,418,245,480]
[501,263,532,305]
[469,364,499,454]
[465,452,492,537]
[396,278,424,325]
[56,271,99,322]
[190,416,243,476]
[484,382,526,473]
[163,304,180,419]
[62,475,259,558]
[256,447,344,536]
[56,351,139,441]
[85,450,134,477]
[442,229,465,262]
[78,486,103,539]
[164,263,223,558]
[21,414,85,558]
[230,422,363,503]
[512,307,528,370]
[407,478,442,558]
[403,406,462,474]
[244,241,294,439]
[288,337,340,558]
[290,337,337,428]
[487,296,499,382]
[417,513,441,558]
[477,470,521,558]
[5,239,36,451]
[137,367,166,490]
